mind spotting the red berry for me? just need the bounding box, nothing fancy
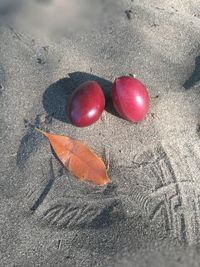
[68,81,105,127]
[111,76,149,122]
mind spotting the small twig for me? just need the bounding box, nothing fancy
[35,127,44,135]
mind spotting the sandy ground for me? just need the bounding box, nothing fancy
[1,0,200,266]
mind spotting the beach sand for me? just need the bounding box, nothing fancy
[1,0,200,266]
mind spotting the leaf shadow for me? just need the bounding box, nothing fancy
[183,55,200,89]
[16,115,51,170]
[30,158,56,212]
[16,125,42,170]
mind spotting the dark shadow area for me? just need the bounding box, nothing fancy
[16,127,42,170]
[85,198,125,229]
[16,114,52,169]
[42,71,117,123]
[183,55,200,89]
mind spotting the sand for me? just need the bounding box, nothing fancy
[1,0,200,266]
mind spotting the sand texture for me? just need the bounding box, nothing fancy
[1,0,200,266]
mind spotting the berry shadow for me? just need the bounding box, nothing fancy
[183,55,200,90]
[42,71,119,123]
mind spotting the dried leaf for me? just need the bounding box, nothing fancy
[36,129,111,186]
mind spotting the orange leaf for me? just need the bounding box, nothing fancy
[36,129,111,186]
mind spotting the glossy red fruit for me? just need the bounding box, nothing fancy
[68,81,105,127]
[111,76,149,122]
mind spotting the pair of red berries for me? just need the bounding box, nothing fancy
[68,76,149,127]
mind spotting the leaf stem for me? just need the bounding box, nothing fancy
[35,127,46,136]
